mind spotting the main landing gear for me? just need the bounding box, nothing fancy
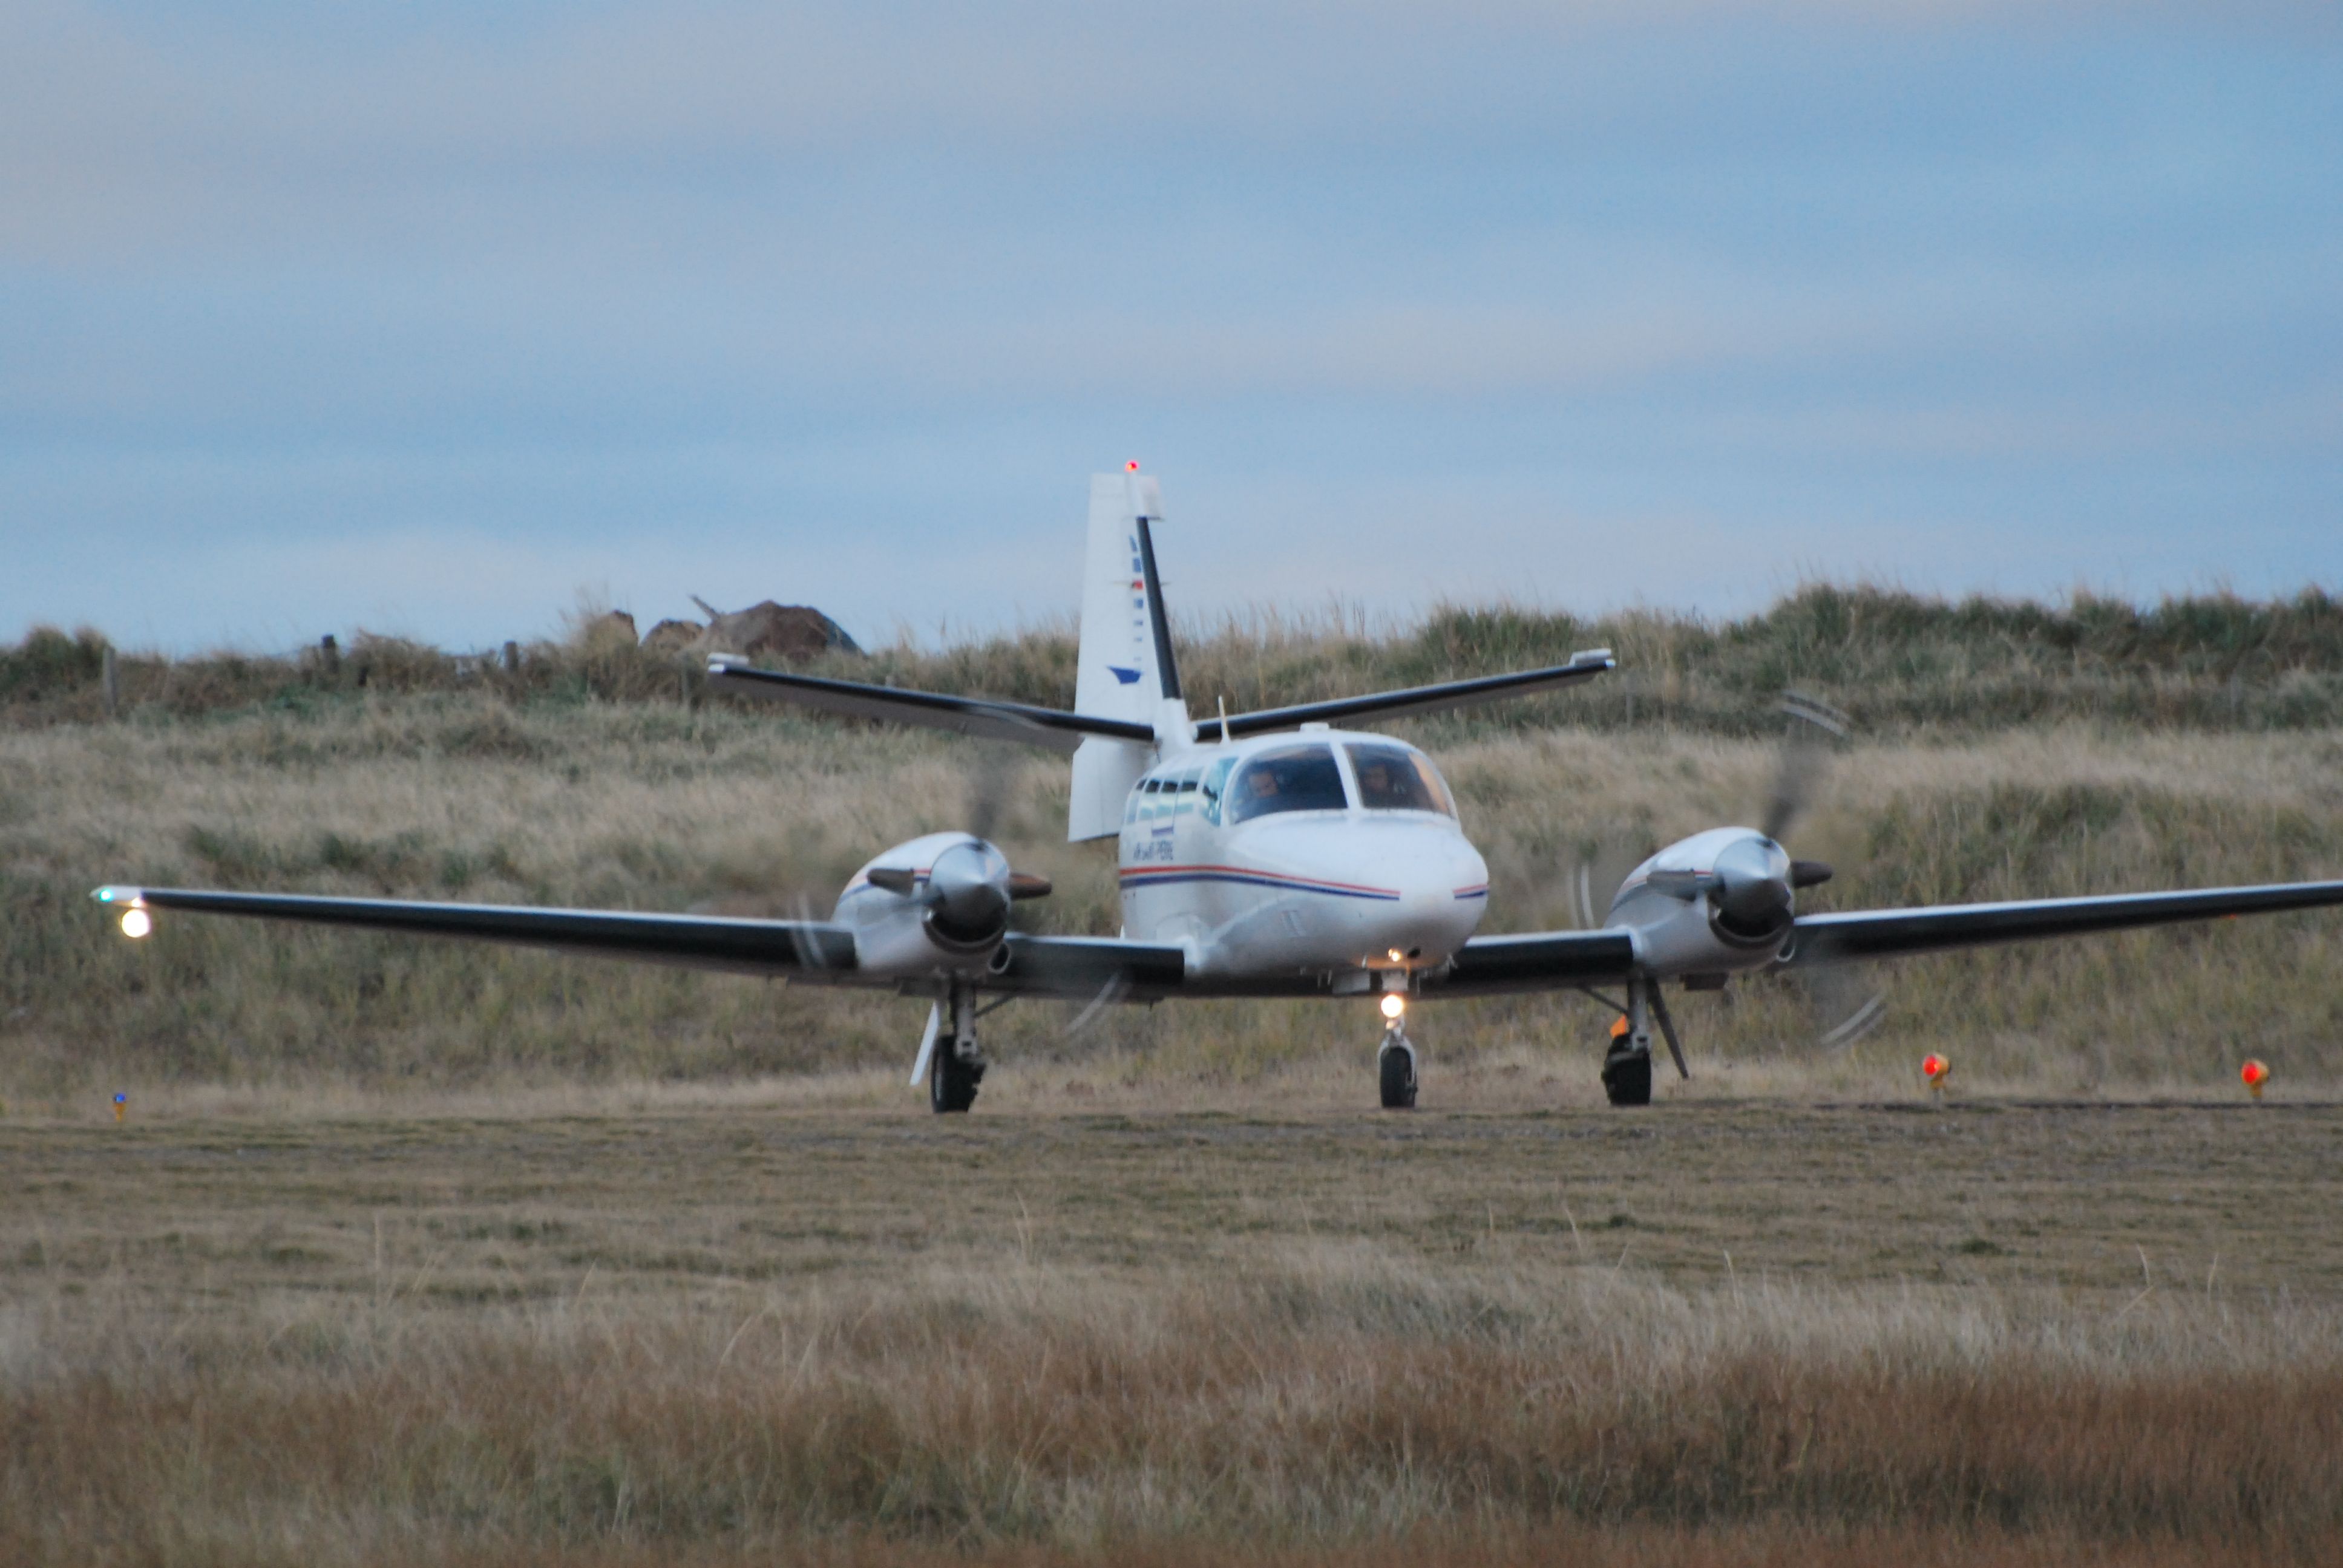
[1599,977,1686,1108]
[1601,1016,1651,1106]
[928,985,986,1114]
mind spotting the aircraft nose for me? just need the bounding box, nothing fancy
[1381,838,1488,959]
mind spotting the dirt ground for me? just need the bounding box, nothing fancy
[8,1099,2338,1311]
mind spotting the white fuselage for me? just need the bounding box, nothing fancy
[1112,728,1489,979]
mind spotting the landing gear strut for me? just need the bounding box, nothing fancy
[929,985,986,1114]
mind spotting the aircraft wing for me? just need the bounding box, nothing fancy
[1786,878,2343,965]
[93,886,860,980]
[1196,651,1615,741]
[1425,929,1640,996]
[709,661,1152,753]
[988,933,1188,998]
[91,885,1195,999]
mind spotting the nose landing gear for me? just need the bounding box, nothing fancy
[1378,1024,1418,1110]
[1375,987,1418,1109]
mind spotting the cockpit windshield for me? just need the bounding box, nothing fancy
[1226,744,1349,824]
[1345,742,1456,817]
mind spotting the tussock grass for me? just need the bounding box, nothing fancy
[9,583,2343,733]
[4,585,2342,1099]
[4,1256,2338,1564]
[3,691,2339,1098]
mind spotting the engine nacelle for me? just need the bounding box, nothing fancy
[1605,826,1823,978]
[835,831,1021,979]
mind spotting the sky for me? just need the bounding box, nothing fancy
[4,1,2339,654]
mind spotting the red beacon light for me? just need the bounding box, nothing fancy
[2242,1059,2271,1101]
[1921,1053,1950,1098]
[1126,460,1141,472]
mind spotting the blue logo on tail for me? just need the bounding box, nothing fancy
[1107,665,1141,685]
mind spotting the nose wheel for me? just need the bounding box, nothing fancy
[1377,1025,1418,1110]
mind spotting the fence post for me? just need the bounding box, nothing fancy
[502,640,520,676]
[101,645,119,719]
[320,634,341,685]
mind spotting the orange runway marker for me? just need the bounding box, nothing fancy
[1921,1053,1950,1101]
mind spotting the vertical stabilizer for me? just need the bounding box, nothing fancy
[1074,472,1168,722]
[1069,472,1172,841]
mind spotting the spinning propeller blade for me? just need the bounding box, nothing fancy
[1758,693,1884,1051]
[1761,692,1849,844]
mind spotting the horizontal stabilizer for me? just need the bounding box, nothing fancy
[1788,878,2343,965]
[91,886,858,979]
[1197,650,1615,741]
[709,661,1153,753]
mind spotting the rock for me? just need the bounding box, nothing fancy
[641,618,704,654]
[687,597,862,661]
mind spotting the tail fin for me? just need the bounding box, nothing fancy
[1074,471,1176,719]
[1068,471,1175,840]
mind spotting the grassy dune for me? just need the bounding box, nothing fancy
[4,585,2343,1100]
[4,688,2341,1101]
[8,584,2343,736]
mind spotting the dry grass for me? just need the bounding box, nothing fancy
[5,1102,2342,1565]
[2,688,2341,1099]
[11,583,2343,734]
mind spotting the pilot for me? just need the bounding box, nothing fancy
[1354,756,1402,800]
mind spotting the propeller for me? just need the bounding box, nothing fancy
[866,745,1054,952]
[1758,692,1884,1051]
[1565,829,1652,930]
[957,736,1053,901]
[1763,692,1847,844]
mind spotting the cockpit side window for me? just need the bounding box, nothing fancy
[1199,757,1235,825]
[1226,745,1349,825]
[1346,742,1457,817]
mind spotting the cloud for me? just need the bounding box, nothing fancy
[2,1,2336,650]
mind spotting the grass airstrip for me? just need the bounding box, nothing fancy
[5,1094,2341,1564]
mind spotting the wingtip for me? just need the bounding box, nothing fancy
[92,884,142,905]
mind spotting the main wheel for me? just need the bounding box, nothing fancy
[1601,1047,1651,1108]
[930,1048,983,1114]
[1378,1041,1418,1110]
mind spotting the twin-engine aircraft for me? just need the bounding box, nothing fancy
[97,469,2343,1111]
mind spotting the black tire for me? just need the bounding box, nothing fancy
[1601,1047,1652,1107]
[930,1049,983,1114]
[1378,1042,1417,1111]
